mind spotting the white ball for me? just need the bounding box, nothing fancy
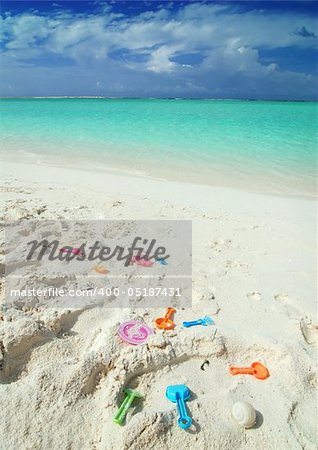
[231,401,257,428]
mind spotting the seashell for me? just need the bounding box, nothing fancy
[231,401,256,428]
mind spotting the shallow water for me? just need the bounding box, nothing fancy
[0,98,316,197]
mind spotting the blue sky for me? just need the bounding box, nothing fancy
[0,1,317,99]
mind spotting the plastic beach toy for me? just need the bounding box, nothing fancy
[155,258,168,265]
[183,316,214,328]
[113,388,142,425]
[229,362,270,380]
[166,384,192,429]
[94,265,109,274]
[59,247,82,255]
[118,320,153,345]
[130,256,153,267]
[155,307,176,330]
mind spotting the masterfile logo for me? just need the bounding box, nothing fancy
[5,220,192,309]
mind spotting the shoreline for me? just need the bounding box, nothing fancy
[1,99,316,201]
[1,154,316,201]
[1,158,317,206]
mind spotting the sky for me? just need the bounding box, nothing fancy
[0,1,317,99]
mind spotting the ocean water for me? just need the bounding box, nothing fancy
[0,98,316,197]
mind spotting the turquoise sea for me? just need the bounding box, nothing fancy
[0,98,316,197]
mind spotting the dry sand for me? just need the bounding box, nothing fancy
[0,160,317,450]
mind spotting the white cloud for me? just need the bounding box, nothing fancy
[147,45,179,73]
[2,14,51,50]
[0,3,317,99]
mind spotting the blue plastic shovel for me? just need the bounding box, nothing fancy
[183,316,214,328]
[166,384,192,429]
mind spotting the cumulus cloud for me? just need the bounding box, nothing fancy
[0,2,317,99]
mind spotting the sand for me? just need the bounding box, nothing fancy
[0,160,317,450]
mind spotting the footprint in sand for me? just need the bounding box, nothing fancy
[274,293,289,302]
[272,295,317,345]
[272,293,303,320]
[209,238,232,254]
[300,319,318,345]
[247,291,262,301]
[225,260,249,270]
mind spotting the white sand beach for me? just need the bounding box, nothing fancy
[0,160,317,449]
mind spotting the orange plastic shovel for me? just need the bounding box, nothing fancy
[229,362,270,380]
[155,308,176,330]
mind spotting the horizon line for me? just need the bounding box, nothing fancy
[0,96,316,102]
